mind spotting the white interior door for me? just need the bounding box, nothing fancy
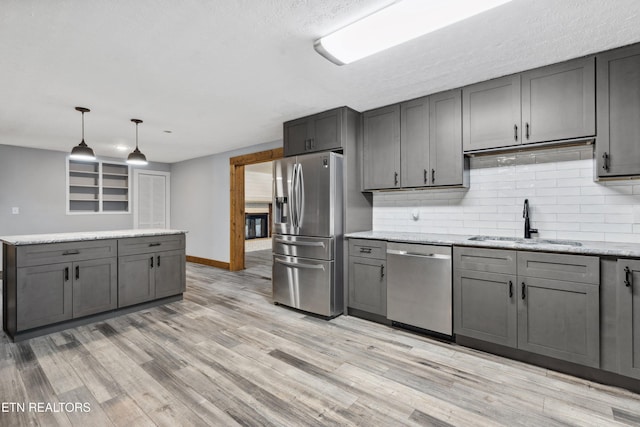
[134,170,170,229]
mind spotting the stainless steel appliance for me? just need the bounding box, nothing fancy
[272,151,343,317]
[386,242,452,336]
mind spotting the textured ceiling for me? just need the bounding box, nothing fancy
[2,0,640,163]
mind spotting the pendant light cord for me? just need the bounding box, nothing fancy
[135,122,139,149]
[81,111,85,142]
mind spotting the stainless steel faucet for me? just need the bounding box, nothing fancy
[523,199,538,239]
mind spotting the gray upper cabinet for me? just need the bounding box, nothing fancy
[284,107,345,156]
[463,75,521,151]
[429,90,464,187]
[463,57,595,152]
[363,104,401,190]
[365,91,466,190]
[400,97,429,187]
[597,44,640,178]
[521,57,595,144]
[617,259,640,379]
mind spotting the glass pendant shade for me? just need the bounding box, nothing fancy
[70,107,96,161]
[127,119,148,166]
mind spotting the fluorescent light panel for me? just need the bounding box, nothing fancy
[314,0,513,65]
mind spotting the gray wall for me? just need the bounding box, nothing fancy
[0,144,169,262]
[171,140,281,262]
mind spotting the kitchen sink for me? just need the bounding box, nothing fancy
[468,236,582,247]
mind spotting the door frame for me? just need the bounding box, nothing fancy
[133,169,171,229]
[229,147,283,271]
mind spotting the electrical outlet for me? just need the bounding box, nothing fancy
[11,207,19,214]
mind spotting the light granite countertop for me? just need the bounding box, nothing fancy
[346,230,640,258]
[0,229,186,246]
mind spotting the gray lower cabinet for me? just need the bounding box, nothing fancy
[16,257,117,330]
[118,249,185,307]
[155,250,187,299]
[597,44,640,178]
[454,247,600,367]
[518,276,600,368]
[617,259,640,379]
[363,104,400,190]
[72,257,117,318]
[16,262,73,330]
[454,269,517,347]
[348,239,387,316]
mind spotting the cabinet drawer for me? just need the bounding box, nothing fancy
[349,239,386,260]
[118,234,185,256]
[454,246,516,274]
[16,240,117,267]
[517,251,599,284]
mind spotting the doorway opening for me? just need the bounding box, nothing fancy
[229,147,283,271]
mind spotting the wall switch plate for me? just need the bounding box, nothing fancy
[11,207,19,214]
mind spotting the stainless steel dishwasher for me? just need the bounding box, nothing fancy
[386,242,452,336]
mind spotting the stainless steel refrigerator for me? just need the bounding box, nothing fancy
[272,151,343,317]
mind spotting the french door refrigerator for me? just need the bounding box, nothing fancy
[272,151,343,317]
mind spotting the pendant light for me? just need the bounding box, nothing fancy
[127,119,148,165]
[69,107,96,161]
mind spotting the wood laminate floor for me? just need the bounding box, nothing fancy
[2,255,640,426]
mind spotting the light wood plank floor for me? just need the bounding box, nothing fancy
[2,254,640,426]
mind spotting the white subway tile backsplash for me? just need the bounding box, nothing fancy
[371,146,640,243]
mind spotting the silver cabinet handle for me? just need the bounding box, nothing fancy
[63,250,80,255]
[514,124,518,141]
[386,249,451,260]
[274,238,325,247]
[274,258,325,270]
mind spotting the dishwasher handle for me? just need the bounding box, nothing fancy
[387,249,451,260]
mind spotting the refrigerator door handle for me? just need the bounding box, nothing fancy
[274,257,326,270]
[290,163,298,228]
[297,162,305,227]
[274,238,325,248]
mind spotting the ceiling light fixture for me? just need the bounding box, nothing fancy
[314,0,513,65]
[69,107,96,161]
[127,119,148,166]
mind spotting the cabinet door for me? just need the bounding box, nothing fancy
[16,263,72,330]
[463,75,521,151]
[518,277,599,367]
[430,89,463,186]
[118,253,155,307]
[283,117,310,157]
[617,259,640,379]
[154,250,186,299]
[597,45,640,177]
[72,257,117,318]
[310,108,343,153]
[363,105,401,190]
[454,269,517,347]
[348,256,387,316]
[400,96,429,187]
[521,57,595,144]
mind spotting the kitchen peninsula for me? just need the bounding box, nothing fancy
[1,229,186,341]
